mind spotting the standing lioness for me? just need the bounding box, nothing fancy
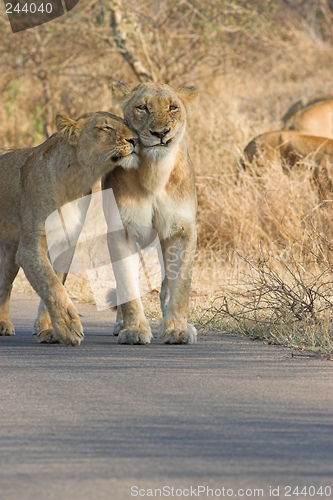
[103,81,198,345]
[0,112,139,345]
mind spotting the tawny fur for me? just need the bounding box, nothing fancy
[283,100,333,139]
[0,112,138,344]
[102,81,199,345]
[244,130,333,198]
[282,93,333,124]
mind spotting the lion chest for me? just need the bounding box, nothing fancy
[118,191,192,241]
[152,193,179,239]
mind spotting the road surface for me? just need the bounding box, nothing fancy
[1,292,332,500]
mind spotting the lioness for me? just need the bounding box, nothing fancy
[283,100,333,139]
[243,130,333,197]
[244,130,333,165]
[102,81,198,345]
[282,93,333,124]
[0,112,139,344]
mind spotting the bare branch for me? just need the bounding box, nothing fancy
[109,0,153,82]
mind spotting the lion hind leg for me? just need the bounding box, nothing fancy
[0,241,19,336]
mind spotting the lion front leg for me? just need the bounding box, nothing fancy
[34,201,89,342]
[160,227,197,345]
[107,230,152,345]
[18,237,83,346]
[117,299,152,345]
[34,272,70,343]
[0,241,19,336]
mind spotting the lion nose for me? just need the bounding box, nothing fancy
[150,128,170,139]
[127,137,139,147]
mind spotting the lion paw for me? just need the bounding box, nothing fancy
[34,329,60,344]
[112,321,124,336]
[34,311,52,336]
[117,323,152,345]
[56,318,84,346]
[161,322,197,344]
[0,320,15,336]
[35,307,84,346]
[35,325,83,345]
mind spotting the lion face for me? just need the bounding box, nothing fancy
[56,112,139,171]
[111,82,198,159]
[123,84,187,157]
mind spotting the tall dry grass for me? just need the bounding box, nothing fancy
[1,0,333,353]
[188,70,333,354]
[193,154,333,355]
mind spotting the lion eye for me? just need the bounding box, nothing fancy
[103,125,114,131]
[169,104,178,111]
[136,104,147,111]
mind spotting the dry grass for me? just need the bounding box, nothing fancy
[3,0,333,353]
[193,150,333,355]
[198,251,333,356]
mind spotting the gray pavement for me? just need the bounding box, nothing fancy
[0,292,332,500]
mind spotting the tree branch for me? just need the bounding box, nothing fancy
[109,0,153,82]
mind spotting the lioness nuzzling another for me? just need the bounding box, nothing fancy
[0,112,138,345]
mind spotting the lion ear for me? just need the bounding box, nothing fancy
[55,114,81,145]
[176,86,199,110]
[110,81,134,108]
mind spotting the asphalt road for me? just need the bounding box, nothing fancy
[1,292,332,500]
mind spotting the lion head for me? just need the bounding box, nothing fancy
[110,82,198,160]
[55,111,139,171]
